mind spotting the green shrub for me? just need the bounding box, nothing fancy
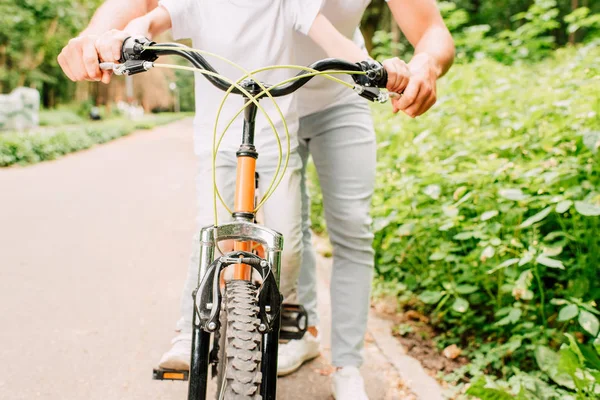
[0,113,189,167]
[38,108,84,126]
[358,43,599,397]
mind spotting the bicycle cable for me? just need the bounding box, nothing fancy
[148,46,373,228]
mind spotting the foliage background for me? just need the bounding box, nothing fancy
[310,1,600,399]
[0,0,103,105]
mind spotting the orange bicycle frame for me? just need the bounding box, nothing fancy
[231,98,261,281]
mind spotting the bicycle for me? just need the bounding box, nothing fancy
[101,36,389,400]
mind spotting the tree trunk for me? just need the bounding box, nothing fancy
[0,45,5,93]
[17,73,26,87]
[48,88,55,109]
[360,25,375,55]
[472,0,482,23]
[569,0,579,44]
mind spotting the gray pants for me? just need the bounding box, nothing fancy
[177,100,376,369]
[298,101,376,367]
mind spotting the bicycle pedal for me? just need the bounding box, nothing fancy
[280,303,308,340]
[152,368,189,381]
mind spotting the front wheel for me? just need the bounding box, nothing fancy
[215,280,262,399]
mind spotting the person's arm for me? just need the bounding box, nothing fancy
[94,7,172,65]
[82,0,158,35]
[58,0,158,83]
[387,0,455,117]
[308,13,410,98]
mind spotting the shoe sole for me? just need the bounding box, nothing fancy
[277,350,320,377]
[158,357,190,371]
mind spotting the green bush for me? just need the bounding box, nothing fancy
[354,43,599,397]
[0,113,189,167]
[372,1,600,65]
[38,108,85,126]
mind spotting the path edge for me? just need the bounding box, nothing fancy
[367,310,446,400]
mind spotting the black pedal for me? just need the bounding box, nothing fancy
[280,303,308,340]
[153,368,189,381]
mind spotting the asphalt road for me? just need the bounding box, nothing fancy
[0,119,402,399]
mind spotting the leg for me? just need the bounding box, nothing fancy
[256,150,321,377]
[257,151,303,305]
[303,101,376,368]
[297,135,320,329]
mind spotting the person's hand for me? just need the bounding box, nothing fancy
[57,29,129,84]
[382,57,410,102]
[57,34,104,83]
[392,53,440,118]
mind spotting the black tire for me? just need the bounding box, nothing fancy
[215,280,262,400]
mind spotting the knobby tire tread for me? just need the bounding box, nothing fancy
[215,280,262,400]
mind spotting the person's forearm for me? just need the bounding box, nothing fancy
[124,7,171,39]
[388,0,454,77]
[411,26,454,77]
[81,0,158,35]
[308,14,368,63]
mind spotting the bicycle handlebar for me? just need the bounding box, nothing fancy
[100,36,389,103]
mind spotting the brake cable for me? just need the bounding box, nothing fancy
[145,45,376,226]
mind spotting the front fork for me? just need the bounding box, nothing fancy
[187,221,283,400]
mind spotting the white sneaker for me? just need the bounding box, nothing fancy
[158,336,191,370]
[331,366,369,400]
[277,333,321,376]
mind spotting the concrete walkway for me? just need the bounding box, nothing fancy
[0,119,438,399]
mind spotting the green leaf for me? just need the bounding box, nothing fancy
[481,210,499,221]
[536,254,564,269]
[576,342,600,370]
[480,245,495,261]
[542,245,562,257]
[424,184,441,200]
[429,251,447,261]
[497,308,522,325]
[557,304,579,322]
[454,231,474,240]
[397,223,415,236]
[536,346,576,389]
[465,377,514,400]
[487,258,519,274]
[579,310,600,336]
[499,188,528,201]
[519,252,534,267]
[574,201,600,216]
[456,284,479,294]
[557,348,580,379]
[519,206,553,229]
[443,205,459,218]
[452,297,469,313]
[555,200,572,213]
[438,222,454,231]
[419,291,444,304]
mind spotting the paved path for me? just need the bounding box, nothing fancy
[0,120,406,399]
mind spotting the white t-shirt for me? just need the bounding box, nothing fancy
[159,0,322,156]
[294,0,372,117]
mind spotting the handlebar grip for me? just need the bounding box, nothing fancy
[353,60,387,89]
[118,36,157,64]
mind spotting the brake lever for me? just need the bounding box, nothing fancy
[353,86,388,103]
[99,60,154,76]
